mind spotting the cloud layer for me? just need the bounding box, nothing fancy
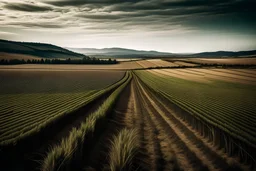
[0,0,255,52]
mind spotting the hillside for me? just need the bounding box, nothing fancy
[0,39,86,59]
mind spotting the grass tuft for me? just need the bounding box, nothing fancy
[108,128,139,171]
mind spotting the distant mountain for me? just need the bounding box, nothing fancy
[191,50,256,58]
[67,47,173,58]
[0,39,86,59]
[68,47,256,58]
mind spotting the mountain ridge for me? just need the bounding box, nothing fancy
[68,47,256,58]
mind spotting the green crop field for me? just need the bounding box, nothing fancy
[0,70,124,145]
[135,69,256,147]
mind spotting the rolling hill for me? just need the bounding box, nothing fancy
[0,39,86,59]
[67,47,174,58]
[189,50,256,57]
[68,47,256,58]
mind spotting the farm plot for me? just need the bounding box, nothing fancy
[146,59,179,67]
[137,59,178,68]
[0,61,142,71]
[0,70,125,145]
[185,58,256,65]
[149,68,256,85]
[135,69,256,167]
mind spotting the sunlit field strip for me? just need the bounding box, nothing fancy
[201,69,256,81]
[153,69,209,83]
[213,69,256,79]
[185,69,254,84]
[189,69,256,83]
[231,69,256,75]
[162,69,211,83]
[165,68,255,83]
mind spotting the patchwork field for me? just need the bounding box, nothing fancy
[180,58,256,65]
[1,61,256,171]
[136,59,197,68]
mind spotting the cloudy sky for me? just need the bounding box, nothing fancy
[0,0,256,53]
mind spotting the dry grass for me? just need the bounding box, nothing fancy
[152,69,211,83]
[189,68,256,85]
[108,128,139,171]
[188,58,256,65]
[147,59,178,67]
[41,72,132,171]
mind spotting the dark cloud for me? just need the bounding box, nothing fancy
[44,0,139,7]
[9,22,64,28]
[4,3,52,12]
[1,0,255,52]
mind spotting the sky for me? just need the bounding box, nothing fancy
[0,0,256,53]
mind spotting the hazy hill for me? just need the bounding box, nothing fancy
[67,47,174,58]
[190,50,256,57]
[0,39,86,59]
[68,47,256,58]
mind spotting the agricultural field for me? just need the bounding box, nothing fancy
[0,61,142,70]
[0,70,124,145]
[1,61,256,171]
[172,58,256,66]
[136,59,197,68]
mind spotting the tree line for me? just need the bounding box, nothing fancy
[0,57,117,65]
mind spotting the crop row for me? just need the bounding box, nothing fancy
[0,72,127,146]
[42,71,133,171]
[134,70,256,164]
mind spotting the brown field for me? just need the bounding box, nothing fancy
[137,59,179,68]
[147,59,179,67]
[186,58,256,65]
[151,69,211,83]
[136,60,158,68]
[149,68,256,85]
[0,61,142,71]
[0,52,40,60]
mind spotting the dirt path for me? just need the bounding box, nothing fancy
[81,80,133,170]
